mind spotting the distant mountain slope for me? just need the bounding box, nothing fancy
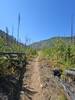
[30,37,72,49]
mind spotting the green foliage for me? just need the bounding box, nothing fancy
[58,94,67,100]
[0,30,27,76]
[25,47,37,60]
[41,39,75,70]
[0,29,38,76]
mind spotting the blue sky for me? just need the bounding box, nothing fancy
[0,0,75,43]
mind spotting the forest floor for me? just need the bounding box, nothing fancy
[21,55,67,100]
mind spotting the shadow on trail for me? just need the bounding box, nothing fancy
[0,63,38,100]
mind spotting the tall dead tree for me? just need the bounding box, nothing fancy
[71,15,75,45]
[17,13,20,44]
[11,26,14,51]
[11,26,14,44]
[71,15,73,44]
[17,13,21,51]
[12,26,14,38]
[5,26,9,46]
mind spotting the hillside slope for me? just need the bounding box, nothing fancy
[30,37,72,49]
[0,29,25,52]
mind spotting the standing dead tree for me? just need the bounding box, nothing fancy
[17,13,21,52]
[5,26,9,46]
[71,15,75,45]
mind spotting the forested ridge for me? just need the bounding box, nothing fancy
[30,37,74,49]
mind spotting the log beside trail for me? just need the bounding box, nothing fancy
[0,52,26,100]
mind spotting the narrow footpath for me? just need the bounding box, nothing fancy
[30,56,44,100]
[21,55,67,100]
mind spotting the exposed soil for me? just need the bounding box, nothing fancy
[22,56,67,100]
[30,57,44,100]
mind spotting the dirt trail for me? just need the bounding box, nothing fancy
[30,56,44,100]
[22,56,67,100]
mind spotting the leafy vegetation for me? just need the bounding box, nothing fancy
[0,29,37,76]
[40,39,75,70]
[0,29,38,99]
